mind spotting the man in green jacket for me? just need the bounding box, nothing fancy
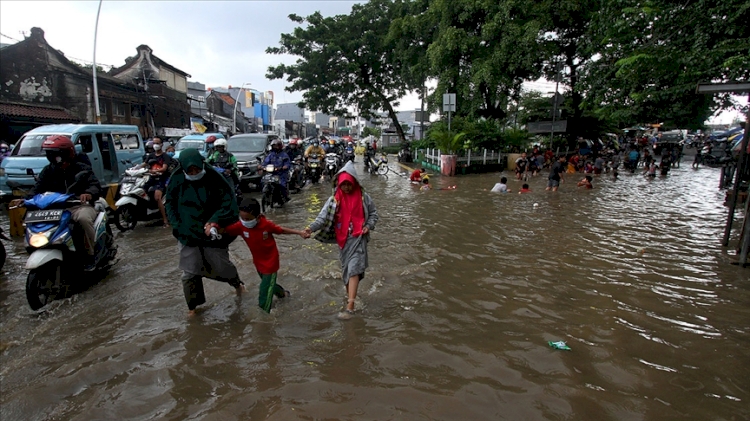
[165,148,244,315]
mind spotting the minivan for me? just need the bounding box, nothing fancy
[173,133,225,160]
[228,133,278,189]
[0,124,145,199]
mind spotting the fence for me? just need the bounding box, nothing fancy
[418,148,507,174]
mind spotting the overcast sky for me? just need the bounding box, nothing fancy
[0,1,742,123]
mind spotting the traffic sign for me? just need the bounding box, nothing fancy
[443,93,456,112]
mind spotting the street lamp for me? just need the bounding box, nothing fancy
[233,82,251,134]
[92,0,103,124]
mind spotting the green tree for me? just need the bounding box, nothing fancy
[362,127,382,138]
[585,0,750,129]
[424,0,544,121]
[266,1,418,143]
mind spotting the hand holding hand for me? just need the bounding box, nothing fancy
[79,194,92,203]
[300,231,311,239]
[303,227,312,237]
[204,222,219,237]
[9,199,24,208]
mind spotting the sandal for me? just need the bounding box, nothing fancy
[337,309,355,320]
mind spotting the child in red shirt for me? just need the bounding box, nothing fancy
[224,198,309,313]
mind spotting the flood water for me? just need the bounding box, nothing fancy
[1,158,749,420]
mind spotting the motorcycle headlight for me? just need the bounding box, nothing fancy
[29,232,50,248]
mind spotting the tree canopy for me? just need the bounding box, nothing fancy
[268,0,749,147]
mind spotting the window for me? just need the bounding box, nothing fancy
[112,133,140,150]
[131,105,142,118]
[98,101,107,115]
[113,102,126,117]
[76,135,94,153]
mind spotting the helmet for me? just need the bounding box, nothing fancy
[214,138,227,147]
[271,139,283,148]
[329,139,335,145]
[313,140,320,146]
[42,135,75,163]
[146,140,154,148]
[206,135,217,144]
[290,139,298,145]
[348,141,353,146]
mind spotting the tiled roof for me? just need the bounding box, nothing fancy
[0,102,78,121]
[215,92,235,106]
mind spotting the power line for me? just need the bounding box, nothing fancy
[0,32,21,42]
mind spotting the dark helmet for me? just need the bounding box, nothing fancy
[42,135,75,164]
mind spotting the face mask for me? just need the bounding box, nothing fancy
[184,169,206,181]
[153,144,162,151]
[167,151,175,157]
[240,218,258,229]
[55,156,63,163]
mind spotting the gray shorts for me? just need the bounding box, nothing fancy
[547,179,560,188]
[178,242,239,280]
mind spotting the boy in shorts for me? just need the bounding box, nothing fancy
[546,156,566,191]
[223,198,309,313]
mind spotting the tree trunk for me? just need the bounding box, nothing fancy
[370,86,406,143]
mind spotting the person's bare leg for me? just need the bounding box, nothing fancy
[155,190,168,226]
[346,275,359,311]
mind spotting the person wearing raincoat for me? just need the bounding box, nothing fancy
[304,161,378,319]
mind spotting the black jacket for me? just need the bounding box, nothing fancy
[29,158,101,202]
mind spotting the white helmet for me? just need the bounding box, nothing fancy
[214,139,228,147]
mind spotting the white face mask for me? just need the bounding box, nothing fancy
[240,218,257,229]
[153,144,162,151]
[184,169,206,181]
[55,156,62,163]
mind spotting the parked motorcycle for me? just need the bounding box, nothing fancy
[324,152,341,180]
[367,153,390,175]
[113,167,163,231]
[260,163,285,212]
[20,192,116,310]
[306,153,322,184]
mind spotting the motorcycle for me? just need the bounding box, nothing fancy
[212,166,243,204]
[307,153,322,184]
[343,148,355,163]
[367,153,390,175]
[112,167,164,231]
[260,163,286,212]
[288,156,305,193]
[324,152,341,180]
[20,191,116,310]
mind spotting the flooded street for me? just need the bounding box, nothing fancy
[1,159,749,420]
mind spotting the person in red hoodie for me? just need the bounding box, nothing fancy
[224,197,309,313]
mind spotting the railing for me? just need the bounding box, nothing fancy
[420,148,505,166]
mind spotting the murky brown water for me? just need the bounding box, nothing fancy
[1,159,749,420]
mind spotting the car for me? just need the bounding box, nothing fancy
[0,124,145,201]
[173,132,225,159]
[227,133,279,190]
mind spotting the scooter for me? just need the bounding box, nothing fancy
[260,163,286,212]
[343,147,355,163]
[324,152,341,180]
[212,166,243,204]
[398,145,413,163]
[20,191,116,310]
[288,156,305,193]
[307,153,322,184]
[367,153,389,175]
[113,167,163,231]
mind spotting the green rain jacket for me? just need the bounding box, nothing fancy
[165,148,238,247]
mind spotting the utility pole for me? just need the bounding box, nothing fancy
[92,0,103,124]
[420,82,426,140]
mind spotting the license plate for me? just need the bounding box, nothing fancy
[121,176,137,183]
[310,163,319,168]
[25,209,64,223]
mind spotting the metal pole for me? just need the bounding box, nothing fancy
[233,82,250,134]
[722,92,750,246]
[92,0,103,124]
[448,110,451,134]
[550,63,561,149]
[739,193,750,266]
[420,83,426,140]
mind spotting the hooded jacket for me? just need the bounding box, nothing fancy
[165,148,238,247]
[308,161,378,242]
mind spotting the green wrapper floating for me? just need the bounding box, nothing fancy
[548,341,571,351]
